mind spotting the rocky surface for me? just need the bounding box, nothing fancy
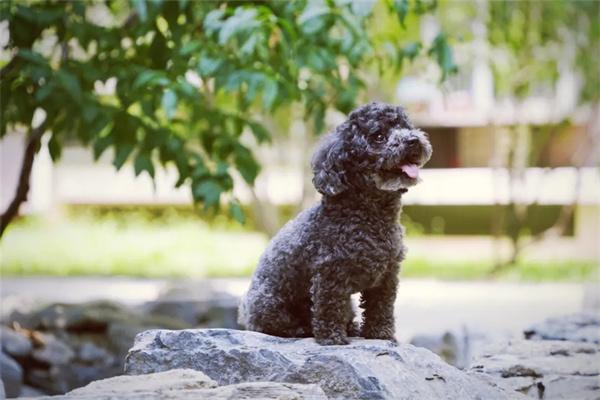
[524,313,600,344]
[21,369,328,400]
[469,339,600,399]
[125,328,523,400]
[1,327,33,358]
[139,282,241,329]
[0,290,239,398]
[1,351,23,398]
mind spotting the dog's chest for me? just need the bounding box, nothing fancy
[329,222,404,286]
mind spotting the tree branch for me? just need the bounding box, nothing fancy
[0,122,47,238]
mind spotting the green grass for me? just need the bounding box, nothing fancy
[1,213,597,281]
[0,213,268,278]
[402,258,598,281]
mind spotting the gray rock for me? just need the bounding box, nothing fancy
[524,313,600,344]
[32,333,75,366]
[8,301,189,333]
[26,366,71,395]
[141,282,241,329]
[19,384,47,397]
[1,351,23,398]
[78,341,112,364]
[125,328,524,400]
[141,300,240,329]
[26,369,328,400]
[410,331,467,369]
[1,327,32,358]
[469,339,600,399]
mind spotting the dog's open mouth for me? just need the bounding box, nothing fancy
[380,162,421,181]
[373,159,422,192]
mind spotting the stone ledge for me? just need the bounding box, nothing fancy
[124,328,523,400]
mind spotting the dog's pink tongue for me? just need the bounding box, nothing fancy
[400,164,419,179]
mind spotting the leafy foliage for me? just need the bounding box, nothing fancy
[0,0,456,220]
[487,0,599,101]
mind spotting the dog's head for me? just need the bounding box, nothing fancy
[311,102,432,196]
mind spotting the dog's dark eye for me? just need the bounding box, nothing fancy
[373,134,386,144]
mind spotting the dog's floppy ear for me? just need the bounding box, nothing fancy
[311,133,348,196]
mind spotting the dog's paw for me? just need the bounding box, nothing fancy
[361,327,397,342]
[315,335,350,346]
[347,321,361,337]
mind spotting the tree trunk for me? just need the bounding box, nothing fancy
[0,124,46,238]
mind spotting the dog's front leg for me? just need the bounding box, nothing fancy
[360,268,398,342]
[310,271,350,345]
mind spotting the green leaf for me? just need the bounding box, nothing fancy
[428,33,458,80]
[82,104,99,124]
[179,41,201,56]
[48,134,62,161]
[401,41,421,61]
[247,121,271,143]
[93,135,112,160]
[218,8,260,44]
[229,201,245,224]
[192,179,222,208]
[161,89,177,120]
[112,144,134,170]
[18,49,46,65]
[393,0,410,27]
[298,2,330,26]
[134,151,155,178]
[150,31,168,69]
[204,9,225,35]
[351,0,376,17]
[262,79,279,110]
[176,78,197,99]
[56,70,82,103]
[197,54,223,77]
[35,82,55,102]
[133,70,170,90]
[234,145,260,184]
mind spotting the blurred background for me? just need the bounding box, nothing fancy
[0,0,598,397]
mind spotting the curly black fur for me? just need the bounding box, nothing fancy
[239,102,432,345]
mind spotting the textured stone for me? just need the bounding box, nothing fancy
[32,333,75,366]
[125,328,523,400]
[469,339,600,399]
[27,369,327,400]
[1,351,23,398]
[1,327,32,358]
[140,282,241,329]
[410,331,467,369]
[524,313,600,344]
[19,384,47,397]
[77,341,112,364]
[7,301,189,333]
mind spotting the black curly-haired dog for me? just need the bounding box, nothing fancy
[238,102,432,345]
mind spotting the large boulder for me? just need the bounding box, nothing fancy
[524,313,600,344]
[22,369,327,400]
[124,328,523,400]
[469,339,600,400]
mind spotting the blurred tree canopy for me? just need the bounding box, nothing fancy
[0,0,455,235]
[483,0,599,270]
[486,0,599,102]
